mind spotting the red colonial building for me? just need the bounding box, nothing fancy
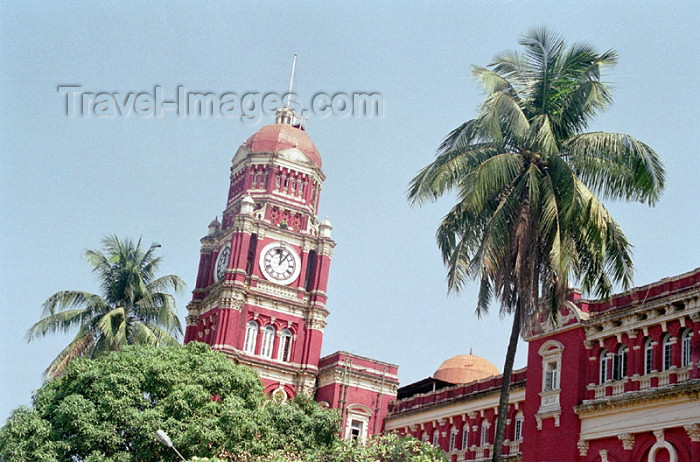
[183,104,699,458]
[183,106,398,438]
[386,269,700,462]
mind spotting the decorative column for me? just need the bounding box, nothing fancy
[577,440,589,461]
[618,433,635,462]
[685,424,700,462]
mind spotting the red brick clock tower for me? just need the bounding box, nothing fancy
[184,107,335,398]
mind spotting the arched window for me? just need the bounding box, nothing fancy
[278,329,293,361]
[244,321,259,354]
[480,424,488,446]
[432,429,439,447]
[600,349,610,384]
[260,325,275,358]
[449,427,458,451]
[612,345,627,381]
[644,338,654,374]
[461,424,469,450]
[681,329,692,367]
[421,432,429,443]
[663,334,673,371]
[514,412,524,441]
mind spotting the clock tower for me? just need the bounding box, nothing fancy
[184,106,335,398]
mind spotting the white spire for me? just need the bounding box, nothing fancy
[284,53,297,108]
[276,54,300,126]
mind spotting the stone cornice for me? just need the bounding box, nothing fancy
[231,148,325,181]
[583,293,699,342]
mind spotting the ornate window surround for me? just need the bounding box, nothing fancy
[536,340,564,429]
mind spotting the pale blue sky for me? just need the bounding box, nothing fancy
[2,1,699,422]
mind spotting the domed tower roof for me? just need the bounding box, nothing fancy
[243,123,322,168]
[432,353,500,384]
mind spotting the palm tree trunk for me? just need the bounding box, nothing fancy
[492,301,522,462]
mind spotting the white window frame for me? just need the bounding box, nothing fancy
[278,329,293,361]
[260,325,275,358]
[544,360,559,391]
[681,330,692,367]
[612,345,627,381]
[432,429,439,447]
[344,405,371,443]
[243,321,258,354]
[348,419,364,442]
[449,427,457,451]
[645,338,654,374]
[480,423,488,446]
[663,334,673,371]
[461,424,469,450]
[514,417,523,441]
[600,349,610,384]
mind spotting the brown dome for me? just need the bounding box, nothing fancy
[432,354,500,384]
[244,124,321,168]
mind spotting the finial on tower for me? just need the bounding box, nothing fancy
[276,54,299,126]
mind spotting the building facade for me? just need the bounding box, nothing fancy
[183,109,699,458]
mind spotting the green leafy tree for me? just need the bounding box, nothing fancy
[408,28,664,461]
[187,434,446,462]
[27,235,185,377]
[312,434,447,462]
[0,343,340,462]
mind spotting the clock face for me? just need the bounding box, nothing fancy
[215,245,231,281]
[259,241,301,285]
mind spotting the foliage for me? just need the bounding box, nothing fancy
[408,27,664,461]
[187,434,446,462]
[0,343,338,462]
[26,235,185,377]
[312,434,447,461]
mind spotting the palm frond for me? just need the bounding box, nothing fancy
[39,290,107,318]
[96,306,127,351]
[564,132,665,204]
[44,330,95,378]
[407,144,500,205]
[133,322,181,347]
[147,274,186,294]
[26,309,90,341]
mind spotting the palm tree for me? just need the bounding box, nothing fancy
[408,28,664,461]
[27,235,185,378]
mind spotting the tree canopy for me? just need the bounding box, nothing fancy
[0,343,443,462]
[27,236,185,377]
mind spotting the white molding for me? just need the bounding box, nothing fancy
[578,394,700,440]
